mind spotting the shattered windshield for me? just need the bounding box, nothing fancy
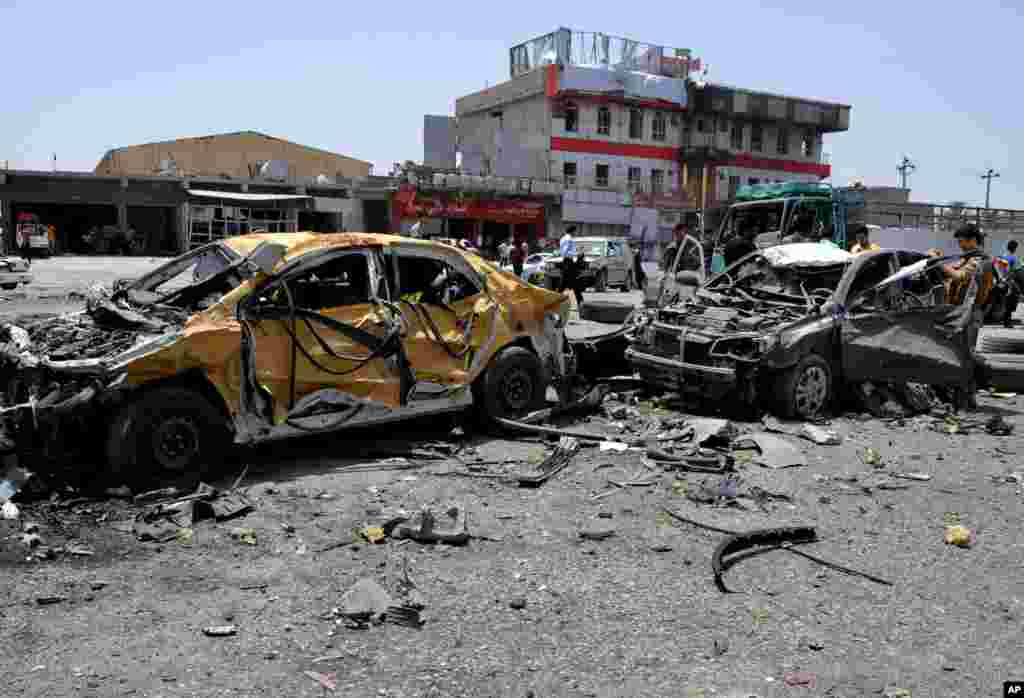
[132,245,237,294]
[719,202,785,244]
[709,253,848,305]
[122,243,250,310]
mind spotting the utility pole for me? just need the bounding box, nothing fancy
[897,156,916,189]
[981,168,1000,209]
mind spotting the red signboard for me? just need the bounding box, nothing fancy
[394,188,546,225]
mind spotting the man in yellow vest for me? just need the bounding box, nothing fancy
[849,225,880,255]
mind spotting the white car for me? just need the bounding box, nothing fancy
[0,256,32,290]
[503,253,553,285]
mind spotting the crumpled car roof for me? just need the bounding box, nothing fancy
[761,243,852,267]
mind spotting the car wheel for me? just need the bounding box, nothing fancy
[773,354,832,419]
[475,346,546,423]
[594,270,608,292]
[106,386,232,485]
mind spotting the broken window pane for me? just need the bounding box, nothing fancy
[396,255,479,306]
[286,254,372,310]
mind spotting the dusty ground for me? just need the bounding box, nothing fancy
[2,256,1024,698]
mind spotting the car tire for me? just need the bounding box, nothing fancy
[594,270,608,292]
[474,346,546,424]
[772,354,833,419]
[1,284,16,291]
[978,327,1024,354]
[106,386,232,486]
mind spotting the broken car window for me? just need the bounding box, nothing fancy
[136,245,235,294]
[278,254,372,310]
[395,255,479,306]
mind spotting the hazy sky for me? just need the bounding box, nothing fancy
[2,0,1020,208]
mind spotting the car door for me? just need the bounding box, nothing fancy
[241,247,407,424]
[658,235,706,307]
[840,252,972,388]
[387,245,494,401]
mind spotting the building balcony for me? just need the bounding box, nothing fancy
[510,28,696,79]
[402,170,564,198]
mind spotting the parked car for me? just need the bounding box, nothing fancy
[503,252,553,285]
[544,237,634,292]
[0,256,32,290]
[628,242,984,418]
[0,233,572,483]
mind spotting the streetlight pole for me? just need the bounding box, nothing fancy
[981,168,1000,209]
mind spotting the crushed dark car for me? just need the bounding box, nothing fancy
[627,242,986,418]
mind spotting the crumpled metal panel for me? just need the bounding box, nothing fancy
[841,304,972,388]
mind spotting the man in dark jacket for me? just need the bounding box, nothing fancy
[723,220,757,267]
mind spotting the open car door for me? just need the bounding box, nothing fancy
[840,252,973,389]
[387,244,496,402]
[239,247,411,427]
[657,235,706,307]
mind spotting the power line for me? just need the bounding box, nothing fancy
[897,155,916,189]
[981,168,1000,209]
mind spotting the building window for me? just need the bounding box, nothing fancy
[627,167,642,190]
[749,178,760,186]
[565,103,578,133]
[719,118,729,133]
[563,162,577,186]
[696,119,707,133]
[597,106,611,135]
[650,169,664,194]
[749,124,765,152]
[777,127,789,155]
[729,175,741,199]
[629,109,644,139]
[730,123,744,150]
[595,164,610,188]
[652,112,667,142]
[802,130,815,158]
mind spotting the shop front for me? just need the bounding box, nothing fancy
[392,186,547,258]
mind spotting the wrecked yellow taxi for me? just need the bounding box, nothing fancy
[0,233,571,481]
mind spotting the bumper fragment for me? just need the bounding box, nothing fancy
[626,347,737,399]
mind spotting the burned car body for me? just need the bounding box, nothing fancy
[0,234,571,482]
[627,243,978,418]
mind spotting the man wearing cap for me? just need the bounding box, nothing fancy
[940,224,994,408]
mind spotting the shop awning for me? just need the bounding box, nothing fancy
[187,189,311,202]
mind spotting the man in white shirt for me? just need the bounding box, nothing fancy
[559,226,577,259]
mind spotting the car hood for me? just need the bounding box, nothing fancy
[656,292,815,338]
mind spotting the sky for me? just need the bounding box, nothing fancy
[2,0,1021,208]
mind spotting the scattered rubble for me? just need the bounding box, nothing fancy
[732,433,807,469]
[303,671,338,691]
[518,436,580,487]
[944,525,974,548]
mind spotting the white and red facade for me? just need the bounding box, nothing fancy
[450,29,850,252]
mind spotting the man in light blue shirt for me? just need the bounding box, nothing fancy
[559,226,577,258]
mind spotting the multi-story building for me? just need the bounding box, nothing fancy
[450,28,851,257]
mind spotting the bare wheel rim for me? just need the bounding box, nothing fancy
[152,415,202,471]
[794,365,828,415]
[499,367,534,411]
